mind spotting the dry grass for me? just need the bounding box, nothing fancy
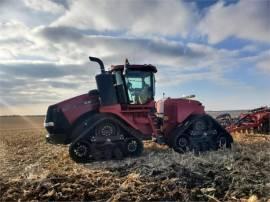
[1,116,270,201]
[0,116,44,130]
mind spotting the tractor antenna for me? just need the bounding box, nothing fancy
[89,56,105,74]
[124,58,130,74]
[125,58,130,65]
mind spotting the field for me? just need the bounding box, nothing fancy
[1,116,270,201]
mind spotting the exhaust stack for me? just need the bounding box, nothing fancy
[89,56,105,74]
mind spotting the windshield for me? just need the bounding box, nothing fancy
[125,70,154,104]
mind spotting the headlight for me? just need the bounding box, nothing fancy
[44,122,55,127]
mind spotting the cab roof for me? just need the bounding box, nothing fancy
[111,64,157,73]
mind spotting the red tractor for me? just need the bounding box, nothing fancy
[44,57,233,163]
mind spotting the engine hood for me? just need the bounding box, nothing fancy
[48,93,100,124]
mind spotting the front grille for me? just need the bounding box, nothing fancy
[45,105,70,134]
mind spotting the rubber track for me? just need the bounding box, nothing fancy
[72,114,143,144]
[70,114,144,161]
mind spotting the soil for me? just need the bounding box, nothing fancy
[0,116,270,201]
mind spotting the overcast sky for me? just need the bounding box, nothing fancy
[0,0,269,115]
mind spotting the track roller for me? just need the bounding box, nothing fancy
[124,138,144,157]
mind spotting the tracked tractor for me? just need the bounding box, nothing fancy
[44,57,233,163]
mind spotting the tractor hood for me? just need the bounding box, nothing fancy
[44,92,100,144]
[50,93,100,124]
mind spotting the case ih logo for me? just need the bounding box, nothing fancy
[62,100,97,112]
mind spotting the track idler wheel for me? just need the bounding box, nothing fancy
[215,134,232,149]
[125,138,144,157]
[69,140,91,163]
[172,134,190,153]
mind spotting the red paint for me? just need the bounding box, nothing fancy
[54,94,206,139]
[227,107,270,133]
[163,98,205,135]
[100,101,155,137]
[56,94,99,124]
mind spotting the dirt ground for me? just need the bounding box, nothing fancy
[0,116,270,201]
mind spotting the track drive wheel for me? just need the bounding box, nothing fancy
[69,140,91,163]
[125,138,144,157]
[172,134,190,153]
[95,120,119,137]
[192,116,213,132]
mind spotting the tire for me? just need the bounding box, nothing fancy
[125,138,144,157]
[69,140,91,163]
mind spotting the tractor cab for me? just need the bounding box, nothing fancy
[111,60,157,105]
[92,56,157,106]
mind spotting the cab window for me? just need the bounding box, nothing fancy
[125,71,154,104]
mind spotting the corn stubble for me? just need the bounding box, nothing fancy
[0,117,270,201]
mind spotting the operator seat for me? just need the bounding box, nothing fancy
[138,81,151,104]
